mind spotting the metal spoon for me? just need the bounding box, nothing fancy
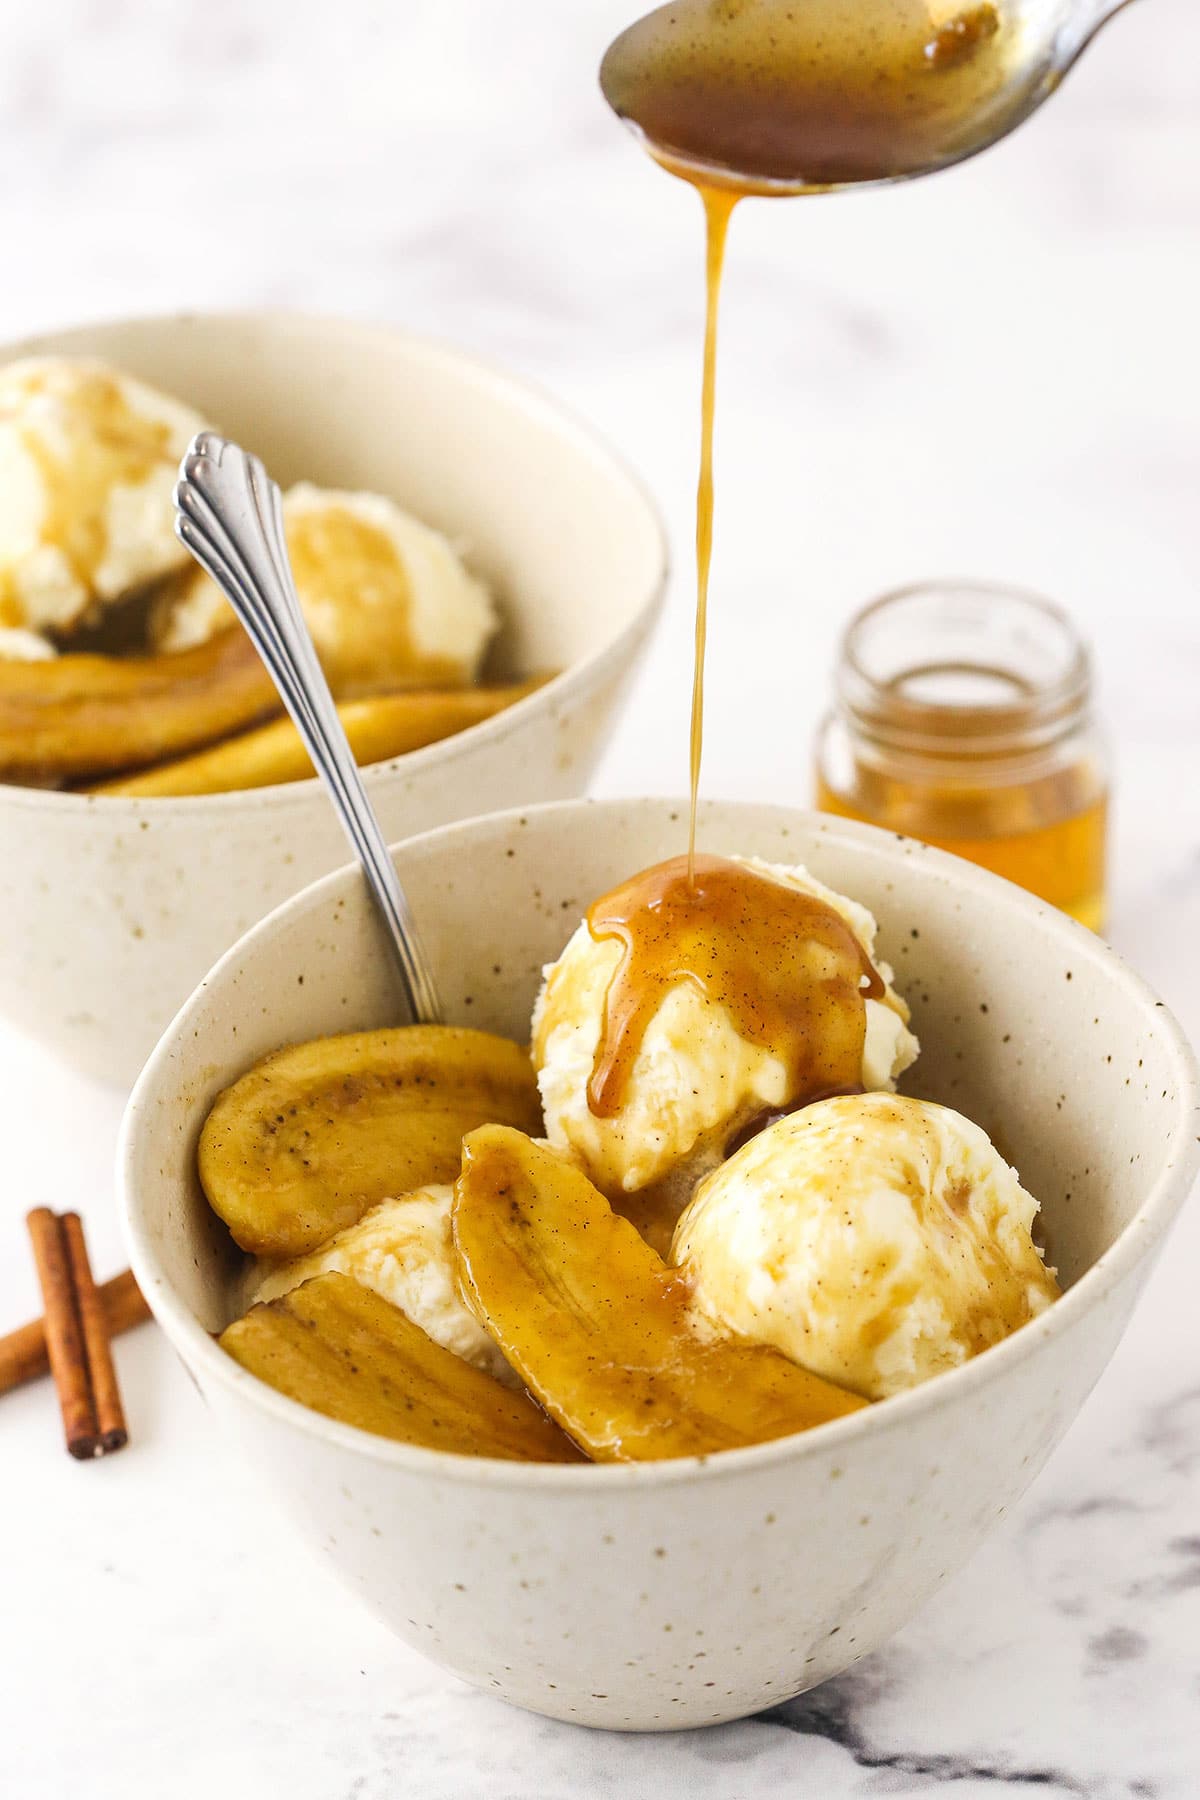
[600,0,1141,195]
[172,432,443,1026]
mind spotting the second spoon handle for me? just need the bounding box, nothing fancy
[173,432,443,1027]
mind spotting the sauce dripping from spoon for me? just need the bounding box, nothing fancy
[689,186,736,880]
[601,0,1029,875]
[600,2,1030,195]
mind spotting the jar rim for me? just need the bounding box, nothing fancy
[837,579,1093,759]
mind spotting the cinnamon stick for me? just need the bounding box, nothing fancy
[61,1214,128,1453]
[25,1208,98,1459]
[0,1270,150,1397]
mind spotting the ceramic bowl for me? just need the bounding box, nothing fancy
[0,313,667,1085]
[120,799,1199,1732]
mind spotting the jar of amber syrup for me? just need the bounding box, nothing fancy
[815,581,1109,930]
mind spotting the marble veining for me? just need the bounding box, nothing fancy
[758,1678,1098,1793]
[1,1,1198,1795]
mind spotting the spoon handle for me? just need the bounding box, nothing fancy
[1059,0,1139,60]
[173,432,443,1027]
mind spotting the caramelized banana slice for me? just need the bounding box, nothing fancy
[200,1027,542,1258]
[454,1127,866,1462]
[0,628,279,781]
[89,677,550,797]
[221,1273,580,1462]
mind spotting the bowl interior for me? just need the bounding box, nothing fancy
[125,799,1196,1348]
[11,312,666,682]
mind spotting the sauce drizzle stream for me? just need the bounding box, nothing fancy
[688,185,738,878]
[603,0,1029,878]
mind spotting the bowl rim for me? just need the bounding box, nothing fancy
[0,307,670,816]
[119,798,1200,1490]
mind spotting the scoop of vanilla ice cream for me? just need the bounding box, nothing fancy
[532,857,919,1199]
[249,1185,510,1383]
[0,626,56,660]
[0,358,207,635]
[152,483,496,693]
[674,1093,1060,1401]
[147,563,232,653]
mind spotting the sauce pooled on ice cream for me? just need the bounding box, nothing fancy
[585,854,883,1118]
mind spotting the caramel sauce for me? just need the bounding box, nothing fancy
[611,1189,692,1262]
[0,364,175,624]
[689,186,736,876]
[926,3,1002,71]
[285,506,463,695]
[585,854,883,1118]
[600,1,1027,192]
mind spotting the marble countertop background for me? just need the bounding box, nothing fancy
[2,3,1198,1795]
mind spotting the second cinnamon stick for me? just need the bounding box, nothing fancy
[61,1214,129,1454]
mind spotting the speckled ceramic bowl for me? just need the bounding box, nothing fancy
[0,313,667,1085]
[120,800,1199,1732]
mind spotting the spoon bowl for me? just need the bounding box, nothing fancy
[600,0,1140,195]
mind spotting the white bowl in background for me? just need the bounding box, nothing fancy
[120,799,1200,1732]
[0,313,667,1084]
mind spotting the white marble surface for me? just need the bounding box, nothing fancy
[2,2,1199,1794]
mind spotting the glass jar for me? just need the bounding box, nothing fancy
[815,581,1109,930]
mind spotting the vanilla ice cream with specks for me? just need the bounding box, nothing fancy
[674,1093,1060,1400]
[533,857,919,1200]
[153,483,496,693]
[0,358,207,635]
[250,1185,510,1383]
